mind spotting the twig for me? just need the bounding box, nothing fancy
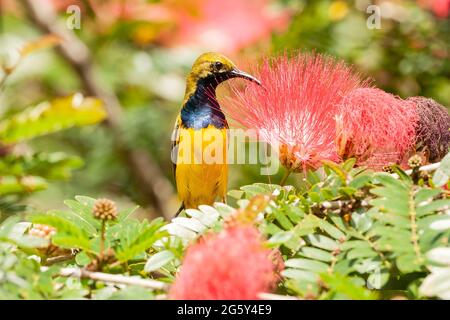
[42,266,295,299]
[44,253,76,266]
[391,162,441,179]
[99,220,105,260]
[279,169,292,186]
[42,266,169,291]
[321,199,369,210]
[20,0,174,220]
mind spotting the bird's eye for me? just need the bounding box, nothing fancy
[213,61,223,70]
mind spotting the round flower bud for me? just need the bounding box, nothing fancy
[29,224,56,240]
[408,154,423,169]
[93,198,118,221]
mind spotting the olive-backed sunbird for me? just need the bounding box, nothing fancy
[172,52,260,215]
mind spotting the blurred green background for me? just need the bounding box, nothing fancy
[0,0,449,219]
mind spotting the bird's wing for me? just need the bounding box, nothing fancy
[171,115,182,183]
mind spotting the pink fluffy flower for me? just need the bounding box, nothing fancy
[223,53,366,172]
[336,88,418,168]
[170,226,280,300]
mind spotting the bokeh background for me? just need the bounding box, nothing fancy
[0,0,449,220]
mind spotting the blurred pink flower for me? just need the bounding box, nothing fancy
[6,0,289,52]
[431,0,450,17]
[417,0,450,18]
[170,226,280,300]
[164,0,290,54]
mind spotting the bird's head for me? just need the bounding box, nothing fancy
[185,52,260,98]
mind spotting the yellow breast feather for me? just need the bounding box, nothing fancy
[174,125,228,209]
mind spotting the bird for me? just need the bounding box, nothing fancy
[172,52,260,215]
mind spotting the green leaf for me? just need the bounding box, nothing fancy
[240,184,268,197]
[281,269,319,283]
[320,273,377,300]
[0,176,47,195]
[0,216,21,238]
[268,231,294,245]
[30,214,92,251]
[322,160,347,184]
[117,206,139,222]
[227,189,244,200]
[0,94,106,143]
[391,165,412,183]
[64,198,101,230]
[213,202,235,218]
[0,152,83,181]
[342,158,357,171]
[319,219,346,240]
[414,189,441,205]
[116,218,167,262]
[416,199,450,217]
[349,175,372,189]
[374,173,410,191]
[74,195,97,207]
[306,234,339,251]
[48,209,97,235]
[433,153,450,187]
[341,240,372,251]
[285,258,329,273]
[396,253,424,273]
[144,250,175,273]
[347,248,378,259]
[75,251,91,266]
[367,269,390,289]
[293,214,321,237]
[273,210,294,230]
[300,247,334,262]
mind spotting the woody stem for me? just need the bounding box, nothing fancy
[280,169,292,186]
[99,220,105,260]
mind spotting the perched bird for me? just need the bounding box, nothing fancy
[172,52,260,214]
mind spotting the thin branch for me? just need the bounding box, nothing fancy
[321,199,369,210]
[392,161,441,179]
[279,169,292,186]
[42,266,295,299]
[44,253,76,266]
[408,189,425,264]
[42,266,169,291]
[20,0,174,220]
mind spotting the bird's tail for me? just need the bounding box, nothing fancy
[174,203,185,218]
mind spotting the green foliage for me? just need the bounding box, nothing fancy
[0,38,107,215]
[0,154,449,299]
[0,196,169,299]
[0,152,84,181]
[30,196,167,261]
[1,0,450,300]
[433,153,450,187]
[0,94,106,144]
[221,160,450,299]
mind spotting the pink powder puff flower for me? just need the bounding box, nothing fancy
[223,52,366,173]
[336,88,418,169]
[170,226,281,300]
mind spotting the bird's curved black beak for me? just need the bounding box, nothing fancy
[229,69,261,85]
